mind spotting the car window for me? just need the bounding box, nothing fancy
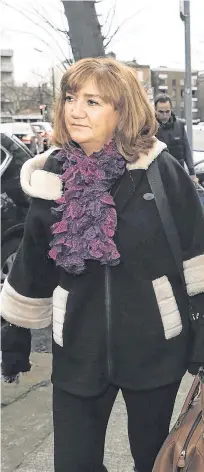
[0,145,13,177]
[1,147,6,164]
[32,125,41,132]
[1,133,32,168]
[33,122,52,132]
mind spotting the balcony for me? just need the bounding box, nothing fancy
[158,74,168,79]
[1,64,13,73]
[158,85,168,90]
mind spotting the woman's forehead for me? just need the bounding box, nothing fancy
[66,78,101,95]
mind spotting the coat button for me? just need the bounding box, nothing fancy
[143,193,155,200]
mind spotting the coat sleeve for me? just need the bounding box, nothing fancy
[0,154,61,381]
[1,197,59,329]
[159,152,204,373]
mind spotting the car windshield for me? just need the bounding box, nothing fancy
[33,122,52,132]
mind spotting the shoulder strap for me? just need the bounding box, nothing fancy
[147,157,185,287]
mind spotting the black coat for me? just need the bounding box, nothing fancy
[156,113,195,175]
[1,145,204,396]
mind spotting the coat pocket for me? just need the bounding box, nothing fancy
[53,286,69,347]
[152,276,182,339]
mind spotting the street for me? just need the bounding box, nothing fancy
[1,349,193,472]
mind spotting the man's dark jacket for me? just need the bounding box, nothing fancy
[156,112,195,175]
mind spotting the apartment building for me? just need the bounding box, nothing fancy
[198,72,204,121]
[126,59,154,103]
[1,49,14,122]
[151,67,200,123]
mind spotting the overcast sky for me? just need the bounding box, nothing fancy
[1,0,204,85]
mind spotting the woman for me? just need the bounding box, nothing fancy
[1,57,204,472]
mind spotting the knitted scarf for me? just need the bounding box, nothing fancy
[49,140,126,274]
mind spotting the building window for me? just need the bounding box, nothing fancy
[192,76,197,87]
[180,89,184,98]
[192,90,197,97]
[180,79,184,86]
[172,79,176,87]
[172,89,176,98]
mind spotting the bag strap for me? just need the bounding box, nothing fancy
[147,157,185,288]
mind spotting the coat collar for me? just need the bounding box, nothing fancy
[20,139,167,200]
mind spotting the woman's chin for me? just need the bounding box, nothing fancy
[69,131,91,145]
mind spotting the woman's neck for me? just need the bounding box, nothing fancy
[79,138,113,156]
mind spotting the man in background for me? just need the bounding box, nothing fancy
[155,94,198,183]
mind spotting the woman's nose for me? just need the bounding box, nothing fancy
[71,100,86,118]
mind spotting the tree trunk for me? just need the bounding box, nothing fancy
[62,1,105,60]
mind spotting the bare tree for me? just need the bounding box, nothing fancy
[62,1,105,60]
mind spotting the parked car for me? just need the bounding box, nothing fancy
[193,122,204,131]
[0,122,44,155]
[32,121,52,151]
[1,132,32,285]
[194,150,204,187]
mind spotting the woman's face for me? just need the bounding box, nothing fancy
[64,79,119,155]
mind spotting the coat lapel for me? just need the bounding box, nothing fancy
[111,169,143,215]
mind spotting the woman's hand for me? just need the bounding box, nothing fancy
[1,320,32,383]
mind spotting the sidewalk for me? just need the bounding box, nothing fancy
[1,352,193,472]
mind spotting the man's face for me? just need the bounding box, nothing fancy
[155,101,172,124]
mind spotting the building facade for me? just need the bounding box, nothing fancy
[198,72,204,122]
[125,59,154,103]
[151,67,200,123]
[1,49,14,122]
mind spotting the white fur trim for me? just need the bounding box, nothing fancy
[0,278,52,329]
[152,276,182,339]
[30,170,63,200]
[183,254,204,296]
[20,146,62,200]
[53,286,68,347]
[127,139,167,171]
[20,139,167,200]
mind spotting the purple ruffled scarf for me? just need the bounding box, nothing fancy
[49,140,126,274]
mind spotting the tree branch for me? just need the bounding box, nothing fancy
[102,1,116,41]
[1,1,71,66]
[5,28,67,71]
[103,7,147,48]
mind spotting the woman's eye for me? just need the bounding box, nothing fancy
[87,99,99,106]
[65,95,74,102]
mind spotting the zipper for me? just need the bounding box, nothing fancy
[104,265,113,378]
[177,411,202,468]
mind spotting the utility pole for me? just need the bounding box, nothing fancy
[180,0,193,153]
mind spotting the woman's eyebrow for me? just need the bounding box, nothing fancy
[84,93,102,99]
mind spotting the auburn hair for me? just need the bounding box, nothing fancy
[53,57,158,162]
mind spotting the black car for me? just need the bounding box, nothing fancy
[1,132,32,285]
[0,122,44,155]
